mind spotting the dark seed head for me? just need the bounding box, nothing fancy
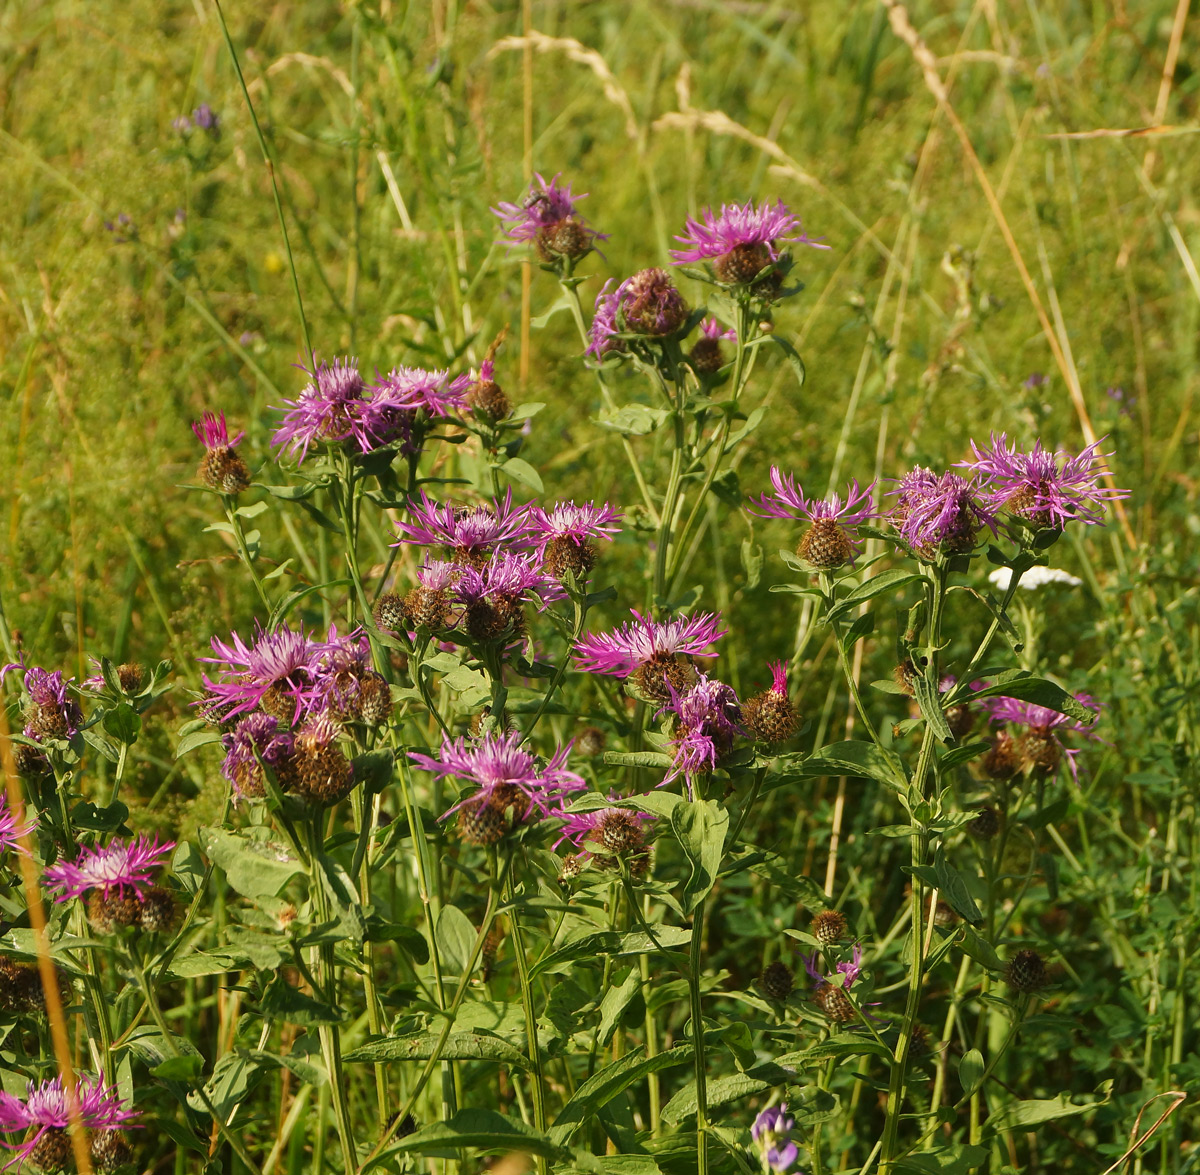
[1020,729,1062,776]
[457,798,507,846]
[596,810,646,856]
[688,336,724,374]
[199,447,251,495]
[13,743,51,779]
[741,691,800,743]
[87,891,143,934]
[620,268,688,336]
[116,664,144,693]
[287,730,354,807]
[465,379,512,423]
[945,703,973,738]
[983,730,1021,781]
[812,909,847,946]
[90,1129,133,1172]
[761,960,794,1001]
[558,853,582,883]
[798,518,854,570]
[893,660,918,697]
[968,806,1000,839]
[138,885,178,934]
[543,537,597,580]
[373,592,408,634]
[1005,947,1048,992]
[356,672,393,727]
[627,653,697,705]
[814,981,856,1024]
[29,1127,73,1173]
[535,216,592,262]
[403,586,451,633]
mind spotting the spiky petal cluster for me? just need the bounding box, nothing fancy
[670,199,825,264]
[586,270,689,358]
[411,731,586,820]
[574,610,726,676]
[751,1103,801,1174]
[552,804,656,856]
[700,317,737,341]
[895,471,995,555]
[491,173,607,258]
[0,1076,139,1165]
[454,551,562,611]
[960,433,1129,528]
[981,691,1102,783]
[587,280,624,359]
[272,357,367,463]
[359,366,471,452]
[192,410,244,452]
[0,793,36,856]
[44,835,175,902]
[528,501,622,578]
[2,663,84,743]
[200,624,318,723]
[394,490,531,562]
[221,713,294,798]
[660,673,742,785]
[980,692,1100,735]
[803,943,864,991]
[752,470,875,527]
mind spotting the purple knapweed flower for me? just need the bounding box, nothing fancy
[803,943,864,991]
[671,198,827,285]
[360,366,471,451]
[0,1076,139,1166]
[200,623,319,724]
[1023,372,1047,390]
[895,470,996,556]
[586,280,624,360]
[1,663,83,743]
[528,501,622,579]
[44,835,175,902]
[411,730,586,820]
[221,713,294,799]
[0,793,36,856]
[960,433,1129,529]
[700,317,737,341]
[659,673,742,786]
[272,357,367,464]
[586,270,689,357]
[492,172,607,261]
[752,469,875,570]
[394,490,532,563]
[751,1103,801,1174]
[574,610,726,677]
[454,551,563,612]
[552,802,656,857]
[192,103,218,131]
[192,410,244,453]
[980,690,1102,782]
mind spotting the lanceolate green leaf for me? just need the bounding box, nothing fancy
[343,1032,532,1069]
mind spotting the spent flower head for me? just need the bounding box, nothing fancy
[659,673,742,786]
[44,835,175,902]
[221,713,294,799]
[961,433,1129,529]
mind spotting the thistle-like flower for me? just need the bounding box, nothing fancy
[411,730,586,824]
[552,803,655,858]
[752,469,875,570]
[221,713,294,799]
[585,269,689,357]
[492,172,607,262]
[464,358,512,423]
[960,433,1129,529]
[200,624,319,724]
[980,691,1101,781]
[586,280,624,360]
[574,609,726,703]
[751,1103,802,1173]
[192,410,251,494]
[453,551,562,642]
[1,663,84,743]
[288,713,355,806]
[0,1076,139,1168]
[44,835,175,902]
[310,627,389,724]
[689,317,737,374]
[360,366,470,451]
[671,198,827,286]
[894,470,995,556]
[394,490,531,564]
[0,793,36,856]
[528,501,622,579]
[660,673,742,785]
[272,357,367,464]
[803,944,866,1024]
[741,661,801,743]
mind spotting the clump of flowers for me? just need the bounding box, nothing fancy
[45,835,177,934]
[0,1075,139,1170]
[492,172,607,264]
[962,433,1128,529]
[411,731,586,846]
[574,609,726,704]
[193,411,251,494]
[672,198,826,289]
[753,470,875,570]
[528,501,622,580]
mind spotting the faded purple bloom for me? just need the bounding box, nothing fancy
[172,115,191,134]
[574,610,726,676]
[980,690,1102,783]
[700,317,737,341]
[192,104,218,131]
[272,357,367,464]
[200,624,318,723]
[1023,372,1047,390]
[411,731,586,820]
[659,673,742,785]
[221,713,294,797]
[359,366,470,451]
[551,803,656,854]
[527,501,622,558]
[671,199,827,287]
[896,471,995,555]
[394,490,532,561]
[492,172,607,257]
[0,1076,139,1165]
[803,943,864,991]
[454,550,563,611]
[751,1103,801,1173]
[44,835,175,902]
[308,625,376,714]
[890,466,938,520]
[1,663,84,743]
[0,793,36,856]
[192,410,244,453]
[960,433,1129,529]
[587,280,624,360]
[752,469,875,526]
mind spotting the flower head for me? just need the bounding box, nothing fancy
[980,692,1100,736]
[528,501,622,579]
[586,270,689,357]
[803,943,864,991]
[272,357,367,464]
[960,433,1129,529]
[552,803,656,857]
[0,1076,139,1165]
[193,410,251,493]
[411,730,586,821]
[980,690,1102,782]
[0,793,36,857]
[394,490,532,562]
[659,673,742,786]
[44,835,175,902]
[671,198,827,285]
[574,610,726,677]
[752,470,875,569]
[587,280,624,360]
[741,660,801,743]
[700,317,737,341]
[200,624,319,724]
[221,713,294,799]
[895,471,995,555]
[751,1103,801,1173]
[492,173,607,261]
[359,366,470,451]
[2,664,84,743]
[192,103,218,132]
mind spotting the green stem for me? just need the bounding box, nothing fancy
[224,499,271,612]
[506,867,548,1172]
[688,893,710,1175]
